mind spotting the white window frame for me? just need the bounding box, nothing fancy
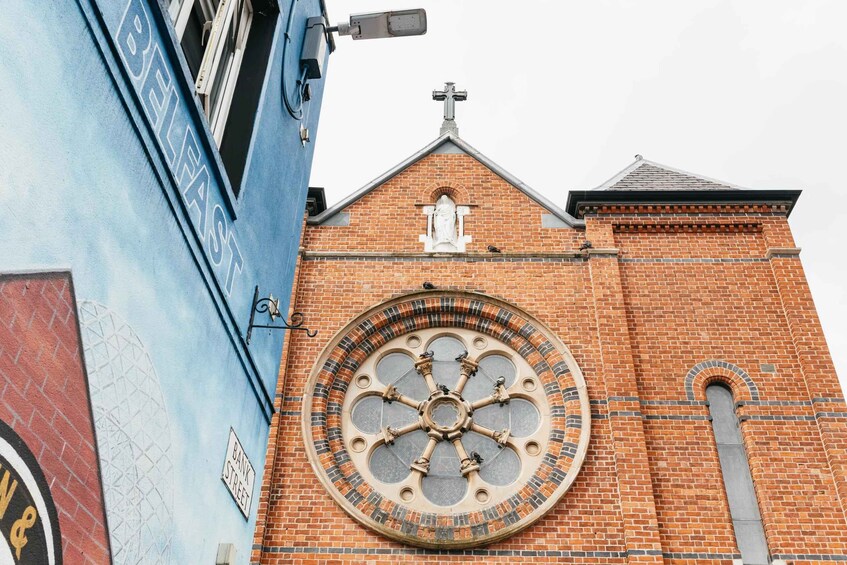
[168,0,253,145]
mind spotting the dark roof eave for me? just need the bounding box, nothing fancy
[565,189,802,218]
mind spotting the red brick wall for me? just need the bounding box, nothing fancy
[303,153,584,254]
[254,152,847,564]
[609,220,847,559]
[0,272,111,564]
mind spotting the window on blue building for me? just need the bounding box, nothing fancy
[167,0,279,194]
[169,0,253,144]
[168,0,213,79]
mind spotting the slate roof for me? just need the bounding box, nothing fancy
[596,157,744,191]
[566,155,801,218]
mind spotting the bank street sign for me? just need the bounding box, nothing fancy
[221,428,255,519]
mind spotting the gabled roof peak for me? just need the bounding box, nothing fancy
[307,133,582,227]
[595,156,747,191]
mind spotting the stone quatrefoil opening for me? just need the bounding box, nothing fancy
[348,335,544,507]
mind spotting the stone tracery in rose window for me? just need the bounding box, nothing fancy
[343,329,550,511]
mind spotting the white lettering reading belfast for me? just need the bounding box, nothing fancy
[116,0,244,296]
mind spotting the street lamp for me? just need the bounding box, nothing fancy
[295,8,427,141]
[329,9,428,40]
[301,9,426,81]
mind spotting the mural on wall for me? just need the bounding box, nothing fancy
[0,272,112,563]
[0,420,63,565]
[78,301,174,564]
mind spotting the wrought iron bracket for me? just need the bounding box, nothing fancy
[246,285,317,344]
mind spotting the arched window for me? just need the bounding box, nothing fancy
[706,384,769,564]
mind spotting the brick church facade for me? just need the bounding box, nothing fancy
[251,116,847,563]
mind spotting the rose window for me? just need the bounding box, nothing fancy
[304,294,590,548]
[345,330,549,510]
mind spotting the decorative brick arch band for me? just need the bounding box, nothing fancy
[426,182,470,204]
[684,360,759,402]
[301,291,591,549]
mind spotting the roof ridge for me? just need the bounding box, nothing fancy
[593,158,647,190]
[591,156,749,191]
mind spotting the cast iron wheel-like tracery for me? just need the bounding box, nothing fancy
[346,332,547,509]
[381,351,512,478]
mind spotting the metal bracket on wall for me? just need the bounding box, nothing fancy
[246,285,317,344]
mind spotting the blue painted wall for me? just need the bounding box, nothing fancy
[0,0,329,562]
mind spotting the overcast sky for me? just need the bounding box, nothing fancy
[311,0,847,393]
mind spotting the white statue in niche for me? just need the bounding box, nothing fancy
[433,195,457,247]
[419,192,471,252]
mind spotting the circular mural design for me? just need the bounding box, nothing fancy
[302,292,591,548]
[0,420,62,565]
[78,302,173,564]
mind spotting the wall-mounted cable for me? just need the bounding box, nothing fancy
[280,0,307,120]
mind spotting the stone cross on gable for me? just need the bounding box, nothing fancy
[432,82,467,136]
